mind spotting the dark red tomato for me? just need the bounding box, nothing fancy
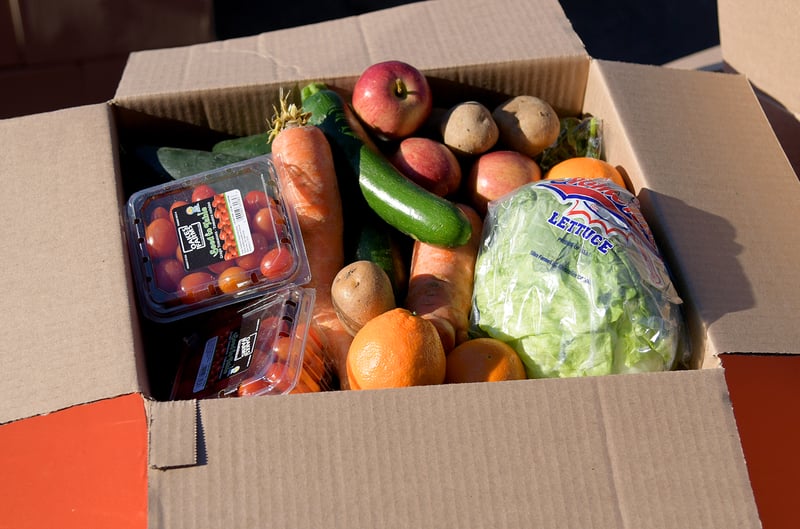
[178,272,216,304]
[244,190,269,218]
[236,232,270,271]
[169,200,189,224]
[153,258,185,292]
[150,206,170,222]
[191,184,216,202]
[259,244,295,281]
[217,266,250,294]
[145,217,179,260]
[207,259,235,275]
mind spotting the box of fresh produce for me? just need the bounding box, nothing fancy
[125,155,310,322]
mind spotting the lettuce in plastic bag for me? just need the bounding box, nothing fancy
[470,177,687,378]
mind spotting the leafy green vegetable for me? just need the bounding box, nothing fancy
[471,178,687,378]
[539,116,603,172]
[212,133,272,159]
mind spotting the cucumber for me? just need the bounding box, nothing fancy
[353,218,409,300]
[301,83,472,248]
[212,132,272,159]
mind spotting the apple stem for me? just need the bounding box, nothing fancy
[394,78,407,98]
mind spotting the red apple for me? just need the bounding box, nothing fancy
[351,60,432,140]
[390,137,462,197]
[468,150,542,215]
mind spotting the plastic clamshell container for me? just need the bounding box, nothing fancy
[125,155,310,322]
[171,286,335,399]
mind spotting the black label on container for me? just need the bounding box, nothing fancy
[173,190,253,271]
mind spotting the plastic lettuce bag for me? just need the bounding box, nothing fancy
[470,177,688,378]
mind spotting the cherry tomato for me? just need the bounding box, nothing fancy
[236,232,270,271]
[207,259,235,275]
[178,272,216,304]
[150,206,170,222]
[153,258,185,292]
[252,205,285,236]
[169,200,189,225]
[259,244,295,281]
[145,217,179,260]
[191,184,216,202]
[217,266,250,294]
[244,190,269,218]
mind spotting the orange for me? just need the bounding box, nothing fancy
[445,337,527,383]
[346,308,446,390]
[545,156,628,189]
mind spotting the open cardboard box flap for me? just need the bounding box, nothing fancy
[717,0,800,118]
[114,0,589,137]
[2,0,799,527]
[147,370,759,528]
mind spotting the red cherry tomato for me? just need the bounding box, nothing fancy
[169,200,189,224]
[145,217,179,260]
[153,258,185,292]
[252,205,285,236]
[191,184,216,202]
[259,244,295,281]
[236,232,270,271]
[207,259,235,275]
[178,272,216,304]
[150,206,170,222]
[218,266,250,294]
[244,190,269,218]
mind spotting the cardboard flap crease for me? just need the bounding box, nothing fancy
[147,399,198,469]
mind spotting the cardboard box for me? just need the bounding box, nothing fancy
[2,0,799,527]
[666,0,800,176]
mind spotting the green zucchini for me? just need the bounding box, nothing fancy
[301,83,472,248]
[353,218,409,300]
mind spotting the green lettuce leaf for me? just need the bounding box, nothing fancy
[471,178,687,378]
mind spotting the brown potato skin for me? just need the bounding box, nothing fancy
[440,101,499,156]
[331,260,397,336]
[492,95,560,157]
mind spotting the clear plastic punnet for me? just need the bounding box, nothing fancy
[171,287,335,399]
[125,155,310,322]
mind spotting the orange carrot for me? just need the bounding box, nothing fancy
[404,204,483,352]
[270,97,353,388]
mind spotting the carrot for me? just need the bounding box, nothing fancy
[404,204,483,352]
[270,93,353,388]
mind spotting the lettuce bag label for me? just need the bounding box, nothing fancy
[471,177,687,379]
[173,190,254,271]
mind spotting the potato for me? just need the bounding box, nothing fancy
[331,260,397,336]
[440,101,499,156]
[492,95,560,157]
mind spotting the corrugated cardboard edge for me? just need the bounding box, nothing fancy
[583,59,800,367]
[146,370,761,529]
[113,0,589,136]
[717,0,800,117]
[147,398,198,469]
[0,103,147,425]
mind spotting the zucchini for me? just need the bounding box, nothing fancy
[353,217,409,300]
[301,83,472,248]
